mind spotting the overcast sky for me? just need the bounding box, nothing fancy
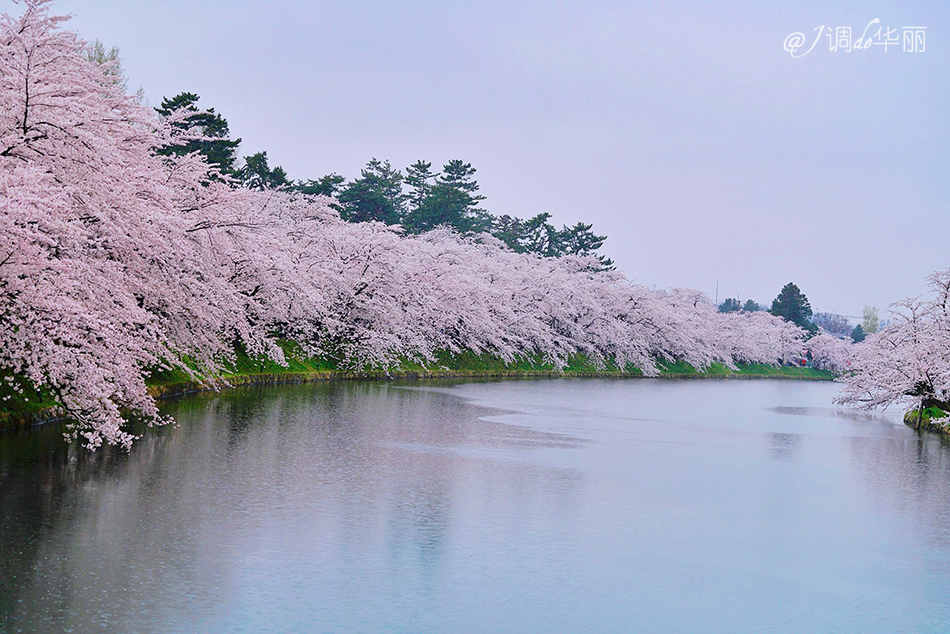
[8,0,948,318]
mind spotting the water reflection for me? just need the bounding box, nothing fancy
[767,432,803,461]
[0,379,949,633]
[848,433,950,548]
[769,405,895,424]
[1,381,588,633]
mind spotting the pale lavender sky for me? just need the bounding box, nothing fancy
[9,0,948,319]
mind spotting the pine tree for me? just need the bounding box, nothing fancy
[770,282,814,330]
[239,151,289,191]
[155,92,241,177]
[337,158,405,224]
[403,159,489,234]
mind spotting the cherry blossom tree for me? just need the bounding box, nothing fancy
[836,269,950,421]
[0,1,278,447]
[719,310,806,367]
[805,333,852,373]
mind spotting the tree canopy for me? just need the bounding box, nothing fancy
[862,305,880,334]
[239,151,289,191]
[155,92,241,177]
[293,173,345,197]
[718,298,740,313]
[337,158,404,224]
[150,87,616,265]
[491,213,613,269]
[837,271,950,421]
[812,312,852,339]
[402,159,490,234]
[850,324,866,343]
[770,283,815,331]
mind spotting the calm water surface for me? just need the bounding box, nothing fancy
[2,378,950,633]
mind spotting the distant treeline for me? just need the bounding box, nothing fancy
[157,92,613,269]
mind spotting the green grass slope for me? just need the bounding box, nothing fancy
[0,346,834,431]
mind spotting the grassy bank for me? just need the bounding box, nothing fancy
[0,347,833,431]
[904,406,950,434]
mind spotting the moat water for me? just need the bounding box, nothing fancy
[2,378,949,633]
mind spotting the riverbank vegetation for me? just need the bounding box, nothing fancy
[0,2,848,448]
